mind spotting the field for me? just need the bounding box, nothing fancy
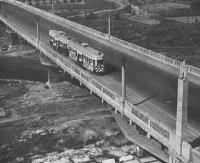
[37,0,117,17]
[66,0,200,67]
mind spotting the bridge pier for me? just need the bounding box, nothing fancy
[147,132,150,139]
[6,28,19,50]
[46,67,59,88]
[121,57,126,115]
[10,32,19,46]
[129,119,132,125]
[136,146,144,158]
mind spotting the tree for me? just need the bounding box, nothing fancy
[191,0,200,14]
[115,12,120,20]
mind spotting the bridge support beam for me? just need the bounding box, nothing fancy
[46,67,59,88]
[175,60,188,156]
[121,57,126,115]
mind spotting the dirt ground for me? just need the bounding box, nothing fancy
[0,47,136,163]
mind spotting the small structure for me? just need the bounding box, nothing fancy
[0,107,6,117]
[102,158,115,163]
[130,4,148,17]
[119,155,134,162]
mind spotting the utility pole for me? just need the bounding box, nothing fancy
[108,17,111,39]
[121,57,126,115]
[51,0,54,13]
[36,18,40,50]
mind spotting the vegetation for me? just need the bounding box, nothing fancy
[191,0,200,14]
[71,10,200,67]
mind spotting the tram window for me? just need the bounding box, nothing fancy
[97,60,103,64]
[89,59,92,64]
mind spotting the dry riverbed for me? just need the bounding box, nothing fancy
[0,51,135,163]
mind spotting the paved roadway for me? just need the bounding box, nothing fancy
[3,4,200,139]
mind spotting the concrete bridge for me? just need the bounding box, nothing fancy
[1,0,200,162]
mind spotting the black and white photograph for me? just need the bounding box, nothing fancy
[0,0,200,162]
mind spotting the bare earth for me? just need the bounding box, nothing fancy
[0,50,136,162]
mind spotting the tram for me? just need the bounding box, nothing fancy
[49,30,105,74]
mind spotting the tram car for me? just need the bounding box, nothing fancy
[49,30,105,74]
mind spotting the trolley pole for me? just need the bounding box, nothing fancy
[51,0,54,14]
[36,18,40,50]
[2,2,4,17]
[108,17,111,39]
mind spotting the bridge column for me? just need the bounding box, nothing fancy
[6,28,19,50]
[47,67,59,88]
[51,1,55,14]
[36,18,40,50]
[136,146,144,158]
[129,119,132,125]
[121,57,126,115]
[10,33,19,47]
[175,60,188,156]
[169,155,177,163]
[82,0,86,5]
[2,2,6,18]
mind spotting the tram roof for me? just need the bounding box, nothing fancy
[58,33,71,44]
[49,30,104,60]
[49,30,64,38]
[68,39,104,60]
